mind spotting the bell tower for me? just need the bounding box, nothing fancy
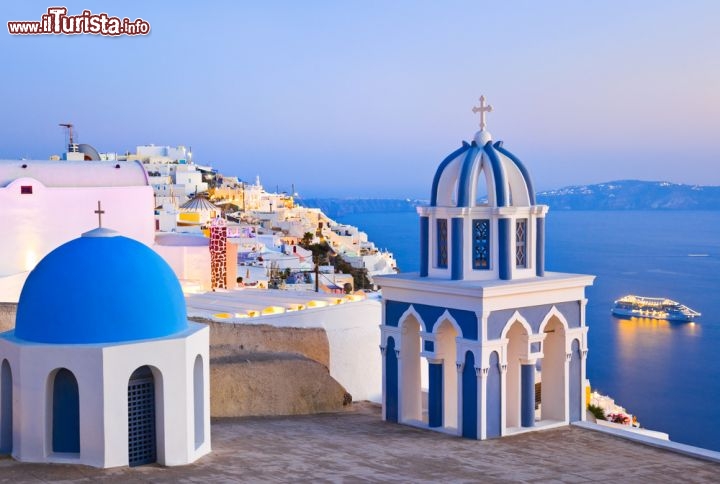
[377,97,593,441]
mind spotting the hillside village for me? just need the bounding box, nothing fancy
[132,144,398,293]
[0,138,393,468]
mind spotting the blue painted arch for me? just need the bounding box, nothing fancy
[494,142,536,205]
[51,368,80,453]
[482,142,509,207]
[385,300,478,341]
[486,351,502,438]
[461,351,478,438]
[0,360,12,454]
[385,337,399,423]
[430,142,471,206]
[455,145,481,207]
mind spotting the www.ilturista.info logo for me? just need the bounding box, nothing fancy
[7,7,150,36]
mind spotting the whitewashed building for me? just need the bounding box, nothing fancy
[0,160,155,302]
[0,226,210,467]
[131,145,209,208]
[376,97,594,439]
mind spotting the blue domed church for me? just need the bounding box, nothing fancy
[0,223,210,467]
[376,97,594,439]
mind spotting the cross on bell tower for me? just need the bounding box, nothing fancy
[472,95,493,130]
[94,200,105,228]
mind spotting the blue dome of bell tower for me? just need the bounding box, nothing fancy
[418,96,548,282]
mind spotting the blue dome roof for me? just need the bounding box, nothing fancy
[430,133,536,208]
[15,229,188,344]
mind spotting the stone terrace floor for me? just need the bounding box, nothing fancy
[1,403,718,483]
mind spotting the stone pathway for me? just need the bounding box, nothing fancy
[0,404,717,483]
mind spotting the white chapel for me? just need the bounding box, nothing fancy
[0,218,210,467]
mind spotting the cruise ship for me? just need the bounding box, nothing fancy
[611,295,701,322]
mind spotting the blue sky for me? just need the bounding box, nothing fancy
[2,1,719,197]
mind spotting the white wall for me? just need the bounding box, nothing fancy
[0,325,209,468]
[212,299,382,402]
[0,177,154,302]
[153,240,212,292]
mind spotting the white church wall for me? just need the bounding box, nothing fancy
[0,177,154,302]
[101,324,210,468]
[0,324,209,469]
[0,338,106,466]
[379,275,591,317]
[185,330,211,461]
[482,282,591,313]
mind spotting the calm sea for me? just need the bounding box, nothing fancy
[338,210,720,452]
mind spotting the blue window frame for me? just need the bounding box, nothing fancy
[472,219,490,270]
[516,219,527,268]
[437,219,448,268]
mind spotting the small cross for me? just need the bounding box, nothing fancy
[472,95,493,130]
[94,200,105,228]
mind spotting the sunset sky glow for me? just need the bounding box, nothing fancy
[2,1,719,197]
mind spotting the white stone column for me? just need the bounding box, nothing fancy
[479,366,488,440]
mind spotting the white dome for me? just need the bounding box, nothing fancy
[430,139,536,208]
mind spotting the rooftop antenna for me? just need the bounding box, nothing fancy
[59,122,78,153]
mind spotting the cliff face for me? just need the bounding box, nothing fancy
[192,319,352,417]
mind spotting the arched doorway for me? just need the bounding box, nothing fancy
[52,368,80,453]
[569,339,582,422]
[434,319,458,430]
[400,315,422,423]
[385,337,398,422]
[128,366,157,466]
[0,360,12,454]
[193,355,205,449]
[486,351,502,438]
[541,316,567,422]
[461,351,477,438]
[505,320,529,429]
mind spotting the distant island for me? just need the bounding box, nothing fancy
[301,180,720,218]
[536,180,720,210]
